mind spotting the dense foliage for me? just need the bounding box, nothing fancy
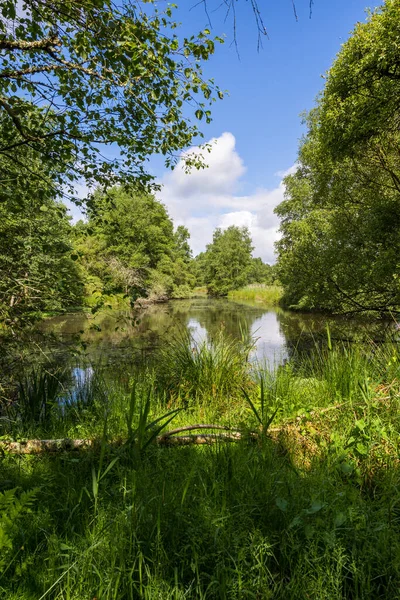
[276,0,400,314]
[0,195,82,326]
[0,0,223,196]
[196,226,275,296]
[0,115,83,327]
[75,186,195,305]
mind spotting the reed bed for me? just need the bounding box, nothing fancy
[228,284,283,306]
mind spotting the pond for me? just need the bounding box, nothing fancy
[39,296,396,373]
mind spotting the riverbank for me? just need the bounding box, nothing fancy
[228,284,283,306]
[1,333,400,598]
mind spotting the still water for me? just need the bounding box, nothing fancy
[40,297,395,371]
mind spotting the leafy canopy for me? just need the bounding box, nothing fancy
[202,226,254,296]
[0,141,83,325]
[276,1,400,314]
[0,0,223,198]
[75,186,195,302]
[318,0,400,161]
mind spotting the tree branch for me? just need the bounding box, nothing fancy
[0,64,61,79]
[0,96,38,140]
[0,35,61,51]
[46,49,109,81]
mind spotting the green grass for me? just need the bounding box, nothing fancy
[154,329,254,407]
[228,284,283,307]
[1,334,400,598]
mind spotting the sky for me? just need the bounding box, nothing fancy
[69,0,378,262]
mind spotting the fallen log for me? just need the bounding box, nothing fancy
[0,402,348,455]
[0,426,248,454]
[0,438,96,454]
[159,432,244,446]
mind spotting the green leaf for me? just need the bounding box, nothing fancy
[305,500,325,515]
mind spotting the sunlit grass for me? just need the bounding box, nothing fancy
[228,284,283,306]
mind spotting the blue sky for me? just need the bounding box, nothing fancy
[71,0,378,261]
[159,0,377,190]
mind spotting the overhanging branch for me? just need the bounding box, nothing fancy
[0,96,38,140]
[0,35,61,51]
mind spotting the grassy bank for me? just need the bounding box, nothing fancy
[228,284,283,307]
[1,334,400,598]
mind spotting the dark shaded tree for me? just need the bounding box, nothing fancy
[0,119,83,325]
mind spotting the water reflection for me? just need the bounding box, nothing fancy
[251,312,288,366]
[71,366,94,392]
[40,298,396,373]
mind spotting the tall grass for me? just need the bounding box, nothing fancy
[12,368,66,432]
[228,284,283,306]
[154,328,254,405]
[1,334,400,598]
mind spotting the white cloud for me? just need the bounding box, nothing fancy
[160,132,292,263]
[163,132,245,200]
[274,164,298,179]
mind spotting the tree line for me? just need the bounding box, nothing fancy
[0,176,276,326]
[275,0,400,315]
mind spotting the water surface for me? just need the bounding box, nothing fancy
[40,297,394,370]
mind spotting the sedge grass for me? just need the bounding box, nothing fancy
[228,284,283,307]
[153,328,254,407]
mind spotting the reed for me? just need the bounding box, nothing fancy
[228,284,283,306]
[154,328,254,405]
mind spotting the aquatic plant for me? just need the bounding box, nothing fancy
[14,368,65,429]
[154,328,254,404]
[228,284,283,306]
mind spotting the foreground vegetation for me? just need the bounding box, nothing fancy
[1,332,400,598]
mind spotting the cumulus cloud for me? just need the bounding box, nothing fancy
[274,164,298,179]
[160,132,291,264]
[163,132,245,200]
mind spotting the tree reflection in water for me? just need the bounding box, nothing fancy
[35,298,397,396]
